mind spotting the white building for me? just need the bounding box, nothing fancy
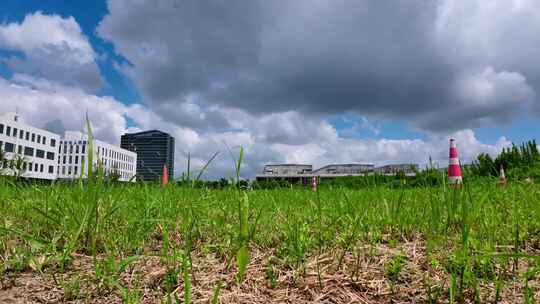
[57,131,137,182]
[0,112,60,180]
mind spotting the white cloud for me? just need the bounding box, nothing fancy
[454,67,534,108]
[0,11,103,92]
[96,0,540,132]
[0,6,525,180]
[0,74,126,144]
[0,75,512,179]
[435,0,540,67]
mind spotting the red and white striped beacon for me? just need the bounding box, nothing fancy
[448,138,463,185]
[312,175,318,192]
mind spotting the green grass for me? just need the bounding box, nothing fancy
[1,179,539,302]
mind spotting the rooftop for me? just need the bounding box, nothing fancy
[122,130,172,137]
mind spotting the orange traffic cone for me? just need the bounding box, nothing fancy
[497,165,507,187]
[162,165,169,186]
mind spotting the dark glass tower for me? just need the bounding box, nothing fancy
[121,130,174,182]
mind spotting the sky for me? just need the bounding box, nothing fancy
[0,0,538,179]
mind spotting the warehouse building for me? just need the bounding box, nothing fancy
[0,112,60,180]
[373,164,418,176]
[313,164,374,176]
[256,163,375,184]
[257,164,313,184]
[262,164,313,175]
[257,162,417,184]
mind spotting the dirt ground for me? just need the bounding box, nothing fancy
[1,236,539,303]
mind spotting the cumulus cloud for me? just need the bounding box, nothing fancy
[0,11,103,92]
[0,5,529,179]
[0,74,511,179]
[97,0,540,132]
[0,74,204,177]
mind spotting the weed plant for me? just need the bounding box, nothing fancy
[1,173,540,301]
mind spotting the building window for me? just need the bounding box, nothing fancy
[6,126,11,136]
[0,124,3,134]
[51,139,56,147]
[62,166,66,175]
[74,166,78,175]
[40,164,44,173]
[22,162,27,171]
[70,145,73,153]
[24,147,34,156]
[81,156,85,165]
[4,142,14,153]
[31,133,35,142]
[37,135,41,143]
[63,155,66,164]
[13,128,17,137]
[25,132,29,141]
[57,166,60,174]
[17,145,22,154]
[28,162,32,172]
[42,136,46,145]
[82,144,86,154]
[46,152,55,160]
[19,130,24,139]
[34,163,38,172]
[36,149,45,158]
[75,155,79,164]
[48,165,54,174]
[68,166,72,175]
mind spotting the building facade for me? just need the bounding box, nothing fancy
[313,164,374,176]
[257,162,418,185]
[0,113,60,180]
[373,164,418,176]
[57,131,137,182]
[120,130,175,182]
[262,164,313,176]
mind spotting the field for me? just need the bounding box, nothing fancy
[1,178,540,303]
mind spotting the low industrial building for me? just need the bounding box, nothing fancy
[373,164,418,176]
[257,164,314,184]
[262,164,313,175]
[313,164,374,176]
[256,163,377,184]
[256,162,417,184]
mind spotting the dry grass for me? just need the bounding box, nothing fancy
[2,234,539,303]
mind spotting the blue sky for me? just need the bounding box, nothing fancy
[0,0,538,177]
[0,1,139,103]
